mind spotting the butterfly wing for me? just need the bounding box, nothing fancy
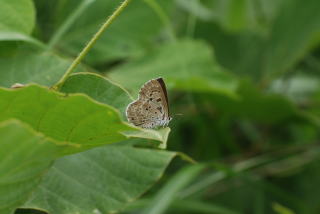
[126,78,170,128]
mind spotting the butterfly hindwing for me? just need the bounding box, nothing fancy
[126,78,170,129]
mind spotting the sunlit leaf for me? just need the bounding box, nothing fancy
[0,85,169,152]
[0,0,35,34]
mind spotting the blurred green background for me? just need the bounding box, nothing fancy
[2,0,320,213]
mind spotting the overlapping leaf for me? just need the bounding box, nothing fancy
[24,145,175,214]
[0,120,67,214]
[0,0,35,34]
[61,73,133,119]
[0,85,169,152]
[0,52,85,88]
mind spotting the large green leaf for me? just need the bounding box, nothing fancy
[108,40,238,98]
[61,72,133,119]
[0,85,169,152]
[0,52,84,88]
[56,0,173,64]
[24,145,176,214]
[0,0,35,34]
[0,120,65,214]
[60,72,171,148]
[0,32,45,47]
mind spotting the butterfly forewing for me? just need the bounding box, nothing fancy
[126,78,171,129]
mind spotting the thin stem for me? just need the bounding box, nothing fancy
[47,0,95,50]
[53,0,133,90]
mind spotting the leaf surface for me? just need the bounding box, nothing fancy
[25,145,176,214]
[0,85,169,152]
[0,120,65,214]
[109,40,238,98]
[57,0,173,64]
[0,0,35,34]
[0,52,84,88]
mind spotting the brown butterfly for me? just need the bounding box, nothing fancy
[126,77,171,129]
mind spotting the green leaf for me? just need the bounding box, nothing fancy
[0,0,35,34]
[57,0,173,64]
[108,40,238,98]
[24,145,176,214]
[60,72,133,119]
[0,120,65,214]
[0,52,84,88]
[0,85,169,152]
[141,164,204,214]
[210,80,306,123]
[0,32,45,48]
[60,72,171,148]
[264,0,320,77]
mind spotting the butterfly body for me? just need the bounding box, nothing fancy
[126,78,171,129]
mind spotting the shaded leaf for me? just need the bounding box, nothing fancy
[61,72,133,119]
[58,0,173,64]
[0,120,65,214]
[194,0,320,80]
[25,145,176,214]
[0,52,84,88]
[0,32,45,48]
[209,80,306,123]
[141,164,204,214]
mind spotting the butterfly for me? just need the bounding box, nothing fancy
[126,77,171,129]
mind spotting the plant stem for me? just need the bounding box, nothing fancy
[53,0,133,90]
[47,0,95,50]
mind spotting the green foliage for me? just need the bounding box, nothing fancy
[1,0,320,214]
[25,145,175,214]
[109,40,238,97]
[0,0,35,34]
[0,120,64,214]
